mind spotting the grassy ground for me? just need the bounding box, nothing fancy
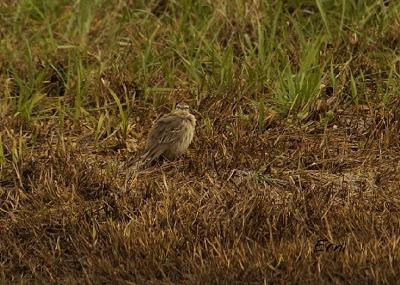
[1,0,400,284]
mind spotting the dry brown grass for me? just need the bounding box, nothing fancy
[1,99,400,284]
[1,1,400,284]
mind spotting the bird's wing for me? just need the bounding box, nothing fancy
[146,113,185,147]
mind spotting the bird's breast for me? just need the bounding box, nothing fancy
[175,120,194,152]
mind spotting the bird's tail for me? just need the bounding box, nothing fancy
[140,146,165,166]
[124,146,165,188]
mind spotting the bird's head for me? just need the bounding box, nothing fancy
[176,103,190,112]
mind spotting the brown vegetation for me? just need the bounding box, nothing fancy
[1,1,400,284]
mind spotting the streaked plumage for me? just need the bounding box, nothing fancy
[141,103,196,164]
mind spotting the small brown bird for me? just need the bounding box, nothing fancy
[141,103,196,164]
